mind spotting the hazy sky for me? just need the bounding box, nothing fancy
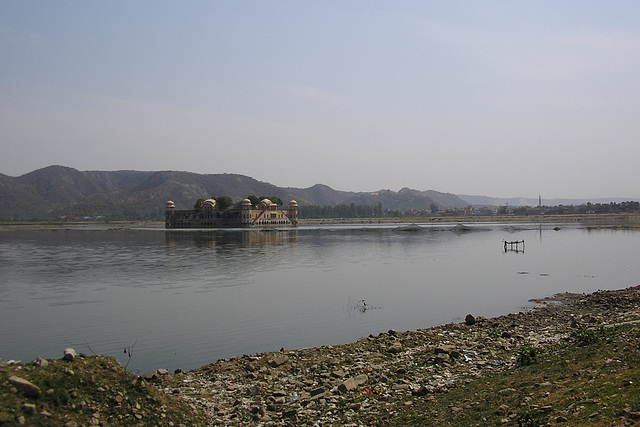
[1,2,639,198]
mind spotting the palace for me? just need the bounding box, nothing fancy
[165,198,298,228]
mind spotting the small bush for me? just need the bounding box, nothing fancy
[572,327,605,346]
[516,347,540,366]
[517,409,546,427]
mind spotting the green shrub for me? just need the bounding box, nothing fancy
[572,327,606,346]
[516,347,540,366]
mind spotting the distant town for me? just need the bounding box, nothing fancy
[298,200,640,219]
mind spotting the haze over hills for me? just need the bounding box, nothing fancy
[0,166,467,220]
[1,166,636,220]
[458,195,638,208]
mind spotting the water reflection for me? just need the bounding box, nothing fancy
[165,229,298,249]
[0,225,639,374]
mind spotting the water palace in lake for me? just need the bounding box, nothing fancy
[165,198,298,228]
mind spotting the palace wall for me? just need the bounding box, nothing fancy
[165,199,298,228]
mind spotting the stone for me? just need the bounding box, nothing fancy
[21,403,36,415]
[268,354,289,368]
[338,378,358,393]
[412,386,430,396]
[354,374,368,385]
[310,387,325,397]
[250,405,264,415]
[391,384,410,390]
[34,356,48,368]
[433,354,450,364]
[282,409,297,417]
[434,345,456,355]
[388,342,403,353]
[495,404,510,415]
[8,376,41,398]
[465,314,476,325]
[63,348,77,361]
[331,370,345,378]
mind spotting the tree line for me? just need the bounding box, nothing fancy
[193,196,283,211]
[298,202,396,219]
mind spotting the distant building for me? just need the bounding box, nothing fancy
[165,198,298,228]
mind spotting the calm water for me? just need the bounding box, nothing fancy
[1,223,639,374]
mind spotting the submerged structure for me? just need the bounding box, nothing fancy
[165,198,298,228]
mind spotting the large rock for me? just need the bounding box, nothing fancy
[354,374,368,385]
[63,348,77,361]
[8,376,41,398]
[267,354,288,368]
[388,341,403,353]
[338,378,358,393]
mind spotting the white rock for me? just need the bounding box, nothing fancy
[63,348,77,361]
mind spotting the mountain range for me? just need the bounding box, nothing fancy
[1,166,634,220]
[0,166,468,220]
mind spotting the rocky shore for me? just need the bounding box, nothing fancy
[2,285,640,426]
[155,285,640,426]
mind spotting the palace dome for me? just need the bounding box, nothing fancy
[202,199,216,211]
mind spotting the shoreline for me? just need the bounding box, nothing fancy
[0,212,639,231]
[2,285,640,425]
[155,287,638,425]
[299,212,640,226]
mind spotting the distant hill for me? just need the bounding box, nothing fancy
[0,166,468,220]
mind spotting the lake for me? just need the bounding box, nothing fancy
[1,222,639,374]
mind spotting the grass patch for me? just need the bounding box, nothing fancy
[389,324,640,426]
[0,355,205,426]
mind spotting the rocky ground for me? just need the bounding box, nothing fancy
[3,285,640,426]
